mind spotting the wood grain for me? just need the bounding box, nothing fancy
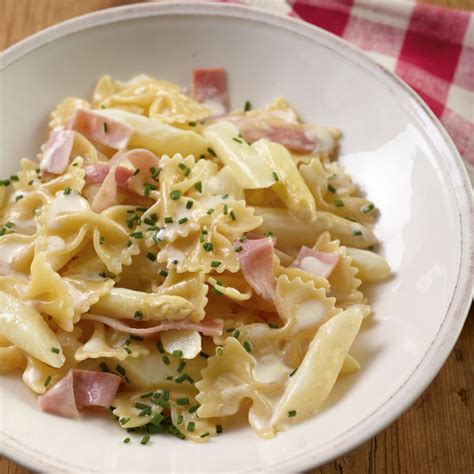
[0,1,472,473]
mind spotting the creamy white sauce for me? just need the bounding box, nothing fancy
[307,124,335,153]
[253,357,289,384]
[45,236,66,253]
[300,256,331,278]
[202,99,226,117]
[293,299,326,334]
[0,240,30,277]
[47,193,89,228]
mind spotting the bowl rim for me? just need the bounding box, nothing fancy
[0,2,472,472]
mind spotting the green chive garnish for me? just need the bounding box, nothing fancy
[133,310,144,320]
[103,122,108,133]
[178,217,188,225]
[216,424,223,434]
[116,365,126,376]
[188,121,196,127]
[162,355,170,365]
[188,404,200,414]
[288,410,297,417]
[233,137,243,144]
[211,261,221,268]
[176,397,189,406]
[242,341,253,352]
[44,375,52,387]
[51,347,60,354]
[99,362,110,372]
[170,190,182,200]
[244,100,252,112]
[187,422,195,432]
[207,208,214,215]
[156,339,165,353]
[172,350,183,358]
[194,181,202,193]
[334,199,344,207]
[328,184,337,194]
[123,437,131,444]
[199,351,209,359]
[289,368,298,377]
[353,229,363,236]
[230,210,237,221]
[141,434,151,445]
[273,171,279,182]
[361,203,374,213]
[176,360,186,373]
[186,200,193,209]
[268,322,279,329]
[203,242,213,252]
[207,147,217,157]
[130,231,143,238]
[232,329,240,339]
[146,252,156,262]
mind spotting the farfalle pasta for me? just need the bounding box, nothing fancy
[0,69,390,444]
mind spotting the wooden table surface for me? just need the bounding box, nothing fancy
[1,0,472,472]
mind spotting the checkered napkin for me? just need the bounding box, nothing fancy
[209,0,474,184]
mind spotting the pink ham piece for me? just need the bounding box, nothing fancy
[67,109,133,150]
[192,67,228,113]
[91,148,160,213]
[291,246,340,279]
[82,314,225,337]
[40,129,75,174]
[38,369,121,419]
[237,237,275,302]
[228,116,316,153]
[85,164,135,191]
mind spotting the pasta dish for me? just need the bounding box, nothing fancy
[0,69,390,444]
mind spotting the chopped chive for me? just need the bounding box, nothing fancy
[212,287,224,296]
[150,413,164,426]
[133,310,144,321]
[175,373,187,384]
[353,229,363,236]
[124,346,132,354]
[194,181,202,193]
[244,100,252,111]
[170,190,182,200]
[199,351,209,359]
[207,208,214,215]
[233,137,243,144]
[200,432,210,438]
[99,236,105,245]
[120,417,131,425]
[207,147,217,157]
[216,424,223,434]
[133,168,140,176]
[268,322,279,329]
[28,180,34,185]
[239,236,247,242]
[178,163,187,171]
[183,167,191,177]
[234,245,243,252]
[172,350,183,358]
[203,242,213,252]
[103,122,108,133]
[188,403,200,414]
[334,199,344,207]
[146,252,156,262]
[186,200,194,209]
[361,203,375,213]
[130,231,143,238]
[178,217,188,225]
[188,121,196,127]
[134,402,150,411]
[176,397,189,406]
[172,259,178,265]
[176,360,186,373]
[162,355,170,365]
[345,216,358,222]
[211,261,221,268]
[51,347,60,354]
[216,346,224,356]
[99,362,110,372]
[165,375,173,380]
[10,175,19,182]
[273,171,279,182]
[230,210,237,221]
[328,184,337,194]
[156,339,165,353]
[223,204,229,214]
[5,222,14,228]
[141,435,151,445]
[222,194,229,200]
[164,216,173,224]
[242,341,253,353]
[288,410,297,417]
[130,335,144,342]
[63,187,71,195]
[123,437,131,444]
[162,389,169,401]
[143,217,155,226]
[232,329,240,339]
[116,365,126,376]
[44,375,52,387]
[176,414,184,424]
[187,422,195,432]
[289,368,298,377]
[264,231,274,238]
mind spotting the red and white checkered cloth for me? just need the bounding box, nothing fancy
[194,0,474,183]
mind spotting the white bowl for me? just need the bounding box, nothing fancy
[0,2,472,472]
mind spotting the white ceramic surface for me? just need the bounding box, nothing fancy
[0,3,472,472]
